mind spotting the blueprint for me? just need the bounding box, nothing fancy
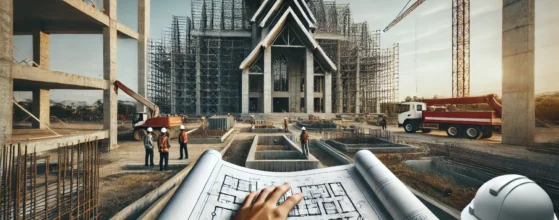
[158,150,439,220]
[188,162,387,220]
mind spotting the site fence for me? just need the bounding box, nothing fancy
[0,139,102,219]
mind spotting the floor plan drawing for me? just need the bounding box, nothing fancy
[196,163,382,220]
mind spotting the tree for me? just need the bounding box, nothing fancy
[405,96,412,102]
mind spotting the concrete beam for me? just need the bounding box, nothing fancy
[324,71,332,113]
[263,47,272,113]
[62,0,110,26]
[117,22,139,40]
[0,0,14,146]
[32,30,50,69]
[501,0,535,146]
[104,0,118,149]
[305,48,314,113]
[137,0,150,113]
[242,69,249,113]
[12,64,108,90]
[32,89,50,129]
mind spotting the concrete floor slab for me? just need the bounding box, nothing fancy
[13,63,108,90]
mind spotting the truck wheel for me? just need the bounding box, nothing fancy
[133,129,145,141]
[421,129,432,134]
[152,130,161,140]
[404,122,417,133]
[482,131,493,139]
[446,125,461,138]
[465,126,483,140]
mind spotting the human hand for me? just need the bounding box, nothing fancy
[234,183,303,220]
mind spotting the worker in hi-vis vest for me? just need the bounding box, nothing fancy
[178,125,188,160]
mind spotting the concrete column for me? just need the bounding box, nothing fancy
[103,0,118,149]
[32,30,50,69]
[32,30,51,129]
[324,71,332,113]
[32,89,50,129]
[336,41,343,113]
[137,0,150,113]
[355,48,361,114]
[242,69,249,113]
[263,47,272,113]
[0,0,14,146]
[195,37,201,115]
[305,49,314,113]
[502,0,535,146]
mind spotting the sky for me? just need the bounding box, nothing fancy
[13,0,559,105]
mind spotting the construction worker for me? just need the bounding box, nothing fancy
[300,127,309,157]
[284,117,289,132]
[381,116,387,130]
[178,125,188,160]
[158,128,171,171]
[144,127,155,167]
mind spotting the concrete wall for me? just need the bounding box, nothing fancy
[103,0,118,150]
[246,135,319,172]
[501,0,535,146]
[137,0,150,113]
[0,0,13,146]
[188,128,234,144]
[325,139,416,153]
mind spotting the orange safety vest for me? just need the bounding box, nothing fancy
[158,135,170,153]
[300,131,309,143]
[179,131,188,144]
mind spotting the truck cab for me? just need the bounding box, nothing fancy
[133,112,148,128]
[397,102,426,131]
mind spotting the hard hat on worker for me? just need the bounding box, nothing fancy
[180,125,185,130]
[147,127,153,132]
[161,128,167,133]
[302,127,306,131]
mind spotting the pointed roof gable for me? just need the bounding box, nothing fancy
[252,0,317,30]
[251,0,270,23]
[240,7,337,72]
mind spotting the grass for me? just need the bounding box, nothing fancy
[98,172,175,219]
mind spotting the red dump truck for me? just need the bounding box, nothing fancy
[114,81,182,140]
[397,94,502,139]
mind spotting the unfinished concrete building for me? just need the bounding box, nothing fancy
[148,0,399,116]
[0,0,150,149]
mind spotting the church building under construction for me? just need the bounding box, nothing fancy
[148,0,399,116]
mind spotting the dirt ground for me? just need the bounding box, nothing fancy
[375,152,477,210]
[97,172,175,219]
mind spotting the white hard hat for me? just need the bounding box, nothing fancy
[462,174,557,220]
[147,127,153,132]
[180,125,185,130]
[285,117,288,120]
[161,128,167,133]
[302,127,306,131]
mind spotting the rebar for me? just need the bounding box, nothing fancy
[0,139,102,219]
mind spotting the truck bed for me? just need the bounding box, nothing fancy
[423,111,501,126]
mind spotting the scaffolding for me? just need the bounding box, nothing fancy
[148,0,400,115]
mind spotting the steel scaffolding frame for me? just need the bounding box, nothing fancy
[148,0,400,115]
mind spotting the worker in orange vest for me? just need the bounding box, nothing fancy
[300,127,309,157]
[284,117,289,132]
[178,125,188,160]
[158,128,171,171]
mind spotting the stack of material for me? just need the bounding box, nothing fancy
[208,116,235,130]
